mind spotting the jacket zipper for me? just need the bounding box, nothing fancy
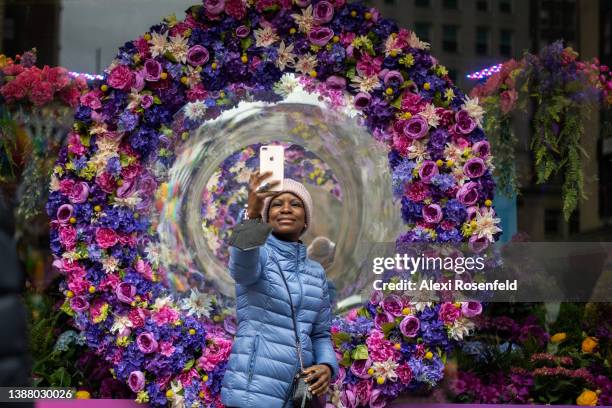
[247,334,260,383]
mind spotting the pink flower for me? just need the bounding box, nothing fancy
[197,337,233,371]
[402,115,429,140]
[350,358,372,379]
[80,91,102,109]
[30,81,54,106]
[456,181,479,205]
[500,89,518,114]
[137,332,158,354]
[116,282,136,304]
[107,65,134,91]
[325,75,346,91]
[56,204,74,225]
[422,204,443,224]
[69,182,89,204]
[59,226,77,250]
[365,330,396,362]
[135,259,154,281]
[69,296,89,312]
[400,91,424,112]
[469,234,490,253]
[463,157,486,178]
[141,94,153,109]
[396,363,413,384]
[472,140,491,157]
[354,92,371,110]
[128,371,145,392]
[309,26,334,46]
[43,66,70,90]
[225,0,247,20]
[0,80,27,101]
[67,132,86,156]
[96,228,118,249]
[418,160,439,183]
[439,302,461,324]
[405,181,430,202]
[383,70,404,87]
[399,315,420,337]
[143,59,162,81]
[461,301,482,317]
[235,25,250,38]
[381,294,403,317]
[374,311,394,330]
[313,1,334,24]
[187,45,210,66]
[129,308,147,327]
[59,86,81,108]
[454,110,477,134]
[152,306,179,326]
[204,0,225,16]
[341,389,357,408]
[369,388,387,408]
[159,341,176,357]
[354,380,372,406]
[356,54,383,77]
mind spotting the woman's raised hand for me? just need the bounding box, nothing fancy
[246,171,280,219]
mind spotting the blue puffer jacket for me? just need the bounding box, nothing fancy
[220,232,339,408]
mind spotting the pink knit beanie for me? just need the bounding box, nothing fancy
[261,179,313,233]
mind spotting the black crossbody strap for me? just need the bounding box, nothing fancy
[270,253,304,372]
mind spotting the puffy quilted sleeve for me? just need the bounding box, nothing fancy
[228,219,271,286]
[310,271,339,381]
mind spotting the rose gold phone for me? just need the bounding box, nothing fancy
[260,145,284,191]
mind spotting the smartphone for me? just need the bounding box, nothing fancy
[260,145,284,192]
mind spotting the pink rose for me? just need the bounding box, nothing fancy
[403,115,429,140]
[439,302,461,324]
[374,311,394,330]
[96,172,117,193]
[187,45,210,66]
[69,296,89,312]
[141,94,153,109]
[472,140,491,157]
[422,204,443,224]
[399,315,420,337]
[96,228,118,249]
[69,182,89,204]
[116,282,136,304]
[225,0,247,20]
[418,160,439,183]
[137,332,158,354]
[308,26,334,46]
[56,204,74,225]
[349,358,372,379]
[354,92,371,110]
[204,0,225,16]
[396,363,413,384]
[129,308,147,327]
[381,295,403,317]
[30,81,54,106]
[80,91,102,109]
[454,110,477,134]
[197,337,233,371]
[144,59,162,81]
[463,157,486,179]
[461,301,482,317]
[108,65,134,91]
[456,182,479,206]
[59,226,77,250]
[383,70,404,87]
[128,371,145,392]
[313,1,334,24]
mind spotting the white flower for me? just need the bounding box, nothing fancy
[168,34,189,64]
[351,75,381,93]
[145,242,160,266]
[291,5,314,34]
[113,194,142,209]
[149,31,169,58]
[49,174,60,192]
[461,96,485,126]
[152,295,175,311]
[384,34,403,57]
[254,26,279,47]
[371,359,399,382]
[168,381,185,408]
[443,143,464,163]
[184,101,207,121]
[448,318,475,340]
[62,251,79,262]
[294,53,318,74]
[410,301,434,312]
[420,103,440,128]
[407,140,430,162]
[180,288,213,319]
[276,41,296,70]
[101,256,120,274]
[204,204,218,220]
[408,31,430,50]
[110,314,133,334]
[473,207,502,242]
[273,74,299,97]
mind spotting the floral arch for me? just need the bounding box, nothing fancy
[47,0,499,406]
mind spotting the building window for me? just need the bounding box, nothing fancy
[544,209,560,236]
[475,27,489,55]
[500,29,513,56]
[476,0,488,11]
[442,25,458,53]
[415,0,430,7]
[443,0,458,9]
[414,22,431,43]
[499,0,512,13]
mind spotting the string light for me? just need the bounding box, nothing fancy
[68,71,104,81]
[466,63,503,80]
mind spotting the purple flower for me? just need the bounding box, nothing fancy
[137,332,159,354]
[469,235,490,253]
[399,315,420,337]
[325,75,346,91]
[141,94,153,109]
[456,181,479,205]
[350,358,372,379]
[463,157,486,178]
[204,0,225,16]
[187,45,210,66]
[56,204,74,225]
[461,301,482,317]
[374,311,394,330]
[70,296,89,312]
[383,70,404,87]
[144,59,162,81]
[455,110,477,134]
[116,282,136,304]
[295,0,311,7]
[236,25,250,38]
[418,160,439,183]
[128,370,145,392]
[472,140,490,157]
[313,1,334,24]
[422,204,443,224]
[308,26,334,46]
[403,115,429,140]
[69,182,90,204]
[354,92,371,110]
[381,294,403,317]
[370,290,383,306]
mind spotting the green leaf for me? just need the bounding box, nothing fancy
[49,367,72,387]
[241,38,253,50]
[340,351,352,367]
[351,344,369,360]
[183,359,195,371]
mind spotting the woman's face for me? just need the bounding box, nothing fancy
[267,192,306,240]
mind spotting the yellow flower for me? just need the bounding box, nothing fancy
[577,389,598,406]
[550,332,567,344]
[424,351,433,359]
[75,390,91,399]
[582,337,598,353]
[376,377,385,384]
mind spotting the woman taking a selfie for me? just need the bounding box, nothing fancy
[220,172,338,408]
